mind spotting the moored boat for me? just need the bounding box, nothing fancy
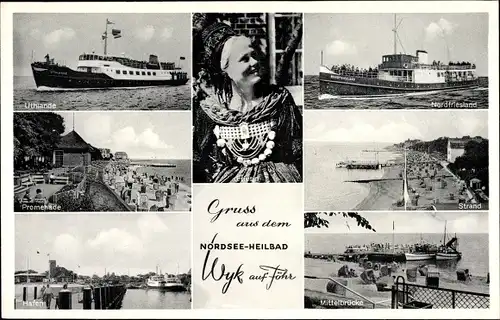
[164,274,186,292]
[146,275,167,289]
[436,221,462,260]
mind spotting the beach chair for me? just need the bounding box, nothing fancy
[31,174,45,184]
[20,174,35,188]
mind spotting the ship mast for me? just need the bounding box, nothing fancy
[393,14,397,54]
[443,220,447,245]
[104,20,108,55]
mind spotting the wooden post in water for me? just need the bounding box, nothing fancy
[101,286,107,309]
[106,286,111,308]
[58,290,72,309]
[83,288,92,309]
[93,287,101,309]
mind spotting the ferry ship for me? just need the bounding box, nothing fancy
[146,274,186,291]
[146,275,167,289]
[319,14,479,96]
[31,19,189,90]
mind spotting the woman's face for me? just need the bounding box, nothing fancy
[223,36,261,89]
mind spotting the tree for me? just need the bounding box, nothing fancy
[304,212,376,231]
[14,113,65,170]
[275,16,303,85]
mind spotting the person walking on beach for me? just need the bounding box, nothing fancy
[44,284,53,309]
[40,285,46,301]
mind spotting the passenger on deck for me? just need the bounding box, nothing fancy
[49,173,56,184]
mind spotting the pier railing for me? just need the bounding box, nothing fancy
[392,276,489,309]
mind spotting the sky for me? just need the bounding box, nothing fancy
[305,211,488,234]
[304,13,489,76]
[305,110,488,143]
[13,13,191,76]
[58,112,191,159]
[15,213,190,276]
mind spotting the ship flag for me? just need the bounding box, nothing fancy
[112,29,122,39]
[106,19,114,25]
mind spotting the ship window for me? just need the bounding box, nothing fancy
[147,72,151,76]
[142,71,146,75]
[136,71,140,75]
[153,72,156,76]
[123,70,127,75]
[116,70,121,74]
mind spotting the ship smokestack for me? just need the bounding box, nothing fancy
[416,50,428,64]
[149,54,159,64]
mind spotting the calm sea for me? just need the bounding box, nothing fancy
[305,141,399,211]
[304,75,489,109]
[13,76,190,111]
[305,233,489,277]
[132,159,191,186]
[121,289,190,309]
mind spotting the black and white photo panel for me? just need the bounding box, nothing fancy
[14,112,192,212]
[14,13,191,110]
[304,110,489,211]
[192,13,303,183]
[304,211,490,309]
[15,213,191,309]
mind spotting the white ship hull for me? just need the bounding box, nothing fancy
[436,252,461,260]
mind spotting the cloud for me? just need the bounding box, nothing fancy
[110,126,172,155]
[52,233,81,265]
[160,27,173,40]
[30,28,41,40]
[43,28,76,47]
[326,40,357,55]
[82,114,113,146]
[137,215,169,240]
[425,18,457,41]
[307,120,423,143]
[135,25,155,41]
[87,228,143,255]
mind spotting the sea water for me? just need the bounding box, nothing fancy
[13,76,191,111]
[305,141,399,211]
[305,233,489,278]
[304,75,489,109]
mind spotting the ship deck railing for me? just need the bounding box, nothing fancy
[328,68,379,78]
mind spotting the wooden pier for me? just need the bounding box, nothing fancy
[15,284,127,310]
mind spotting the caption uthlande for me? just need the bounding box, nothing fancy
[199,199,296,294]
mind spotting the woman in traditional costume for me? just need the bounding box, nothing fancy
[193,21,302,183]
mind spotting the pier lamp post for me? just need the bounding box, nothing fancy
[47,253,51,282]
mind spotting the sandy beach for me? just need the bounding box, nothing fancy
[354,155,404,211]
[406,151,478,210]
